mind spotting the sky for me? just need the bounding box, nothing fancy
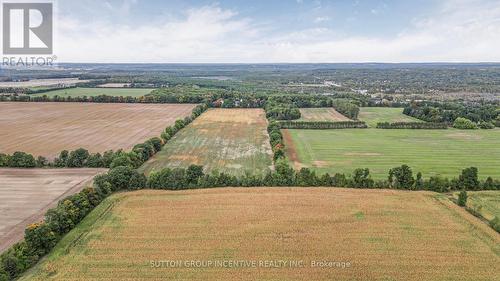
[52,0,500,63]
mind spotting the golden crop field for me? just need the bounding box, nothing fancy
[298,108,350,121]
[140,108,274,176]
[21,188,499,281]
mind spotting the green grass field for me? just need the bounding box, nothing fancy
[359,107,423,127]
[285,128,500,179]
[454,191,500,221]
[33,87,155,98]
[140,109,273,176]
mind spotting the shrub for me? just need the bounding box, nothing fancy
[110,155,134,169]
[0,153,8,167]
[24,222,58,257]
[453,117,478,129]
[478,121,495,129]
[490,217,500,233]
[458,190,468,207]
[86,153,104,167]
[351,168,374,188]
[54,150,69,167]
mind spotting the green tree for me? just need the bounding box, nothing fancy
[66,148,90,167]
[458,167,479,190]
[388,165,415,189]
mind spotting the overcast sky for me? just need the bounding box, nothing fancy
[54,0,500,63]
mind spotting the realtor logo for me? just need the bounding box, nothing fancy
[2,2,53,55]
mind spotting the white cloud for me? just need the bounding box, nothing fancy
[55,1,500,63]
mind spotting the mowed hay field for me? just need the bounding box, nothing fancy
[0,102,196,158]
[0,168,105,252]
[298,108,350,121]
[359,107,423,127]
[454,191,500,221]
[33,87,155,98]
[284,128,500,179]
[140,108,273,176]
[21,188,499,281]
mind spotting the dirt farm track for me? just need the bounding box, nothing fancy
[0,102,196,158]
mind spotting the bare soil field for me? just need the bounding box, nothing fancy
[21,188,499,281]
[0,168,105,252]
[0,78,88,88]
[298,108,350,121]
[0,102,196,158]
[140,108,273,176]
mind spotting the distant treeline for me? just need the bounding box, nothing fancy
[403,101,499,124]
[376,122,448,129]
[279,121,367,129]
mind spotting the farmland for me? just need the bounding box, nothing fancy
[359,107,423,127]
[33,87,155,97]
[0,78,87,88]
[454,191,500,221]
[0,168,105,252]
[20,188,500,281]
[0,102,196,158]
[140,108,273,176]
[284,128,500,179]
[298,108,350,121]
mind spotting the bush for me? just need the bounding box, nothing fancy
[110,155,135,169]
[453,117,478,129]
[0,154,9,167]
[490,217,500,233]
[478,121,495,129]
[24,222,58,257]
[458,190,468,207]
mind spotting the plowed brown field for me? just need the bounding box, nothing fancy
[0,102,196,158]
[0,168,106,252]
[21,188,500,281]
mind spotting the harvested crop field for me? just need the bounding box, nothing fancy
[0,102,196,158]
[0,168,105,252]
[284,128,500,179]
[140,108,273,176]
[298,108,350,121]
[33,87,155,97]
[21,188,500,281]
[359,107,423,127]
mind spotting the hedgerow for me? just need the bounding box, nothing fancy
[279,120,367,129]
[376,122,448,129]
